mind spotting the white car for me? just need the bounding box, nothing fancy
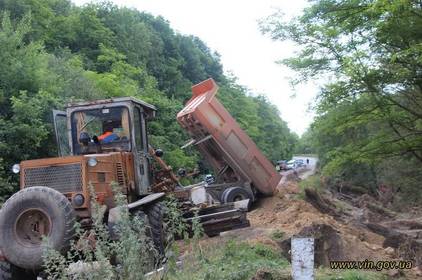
[286,160,295,170]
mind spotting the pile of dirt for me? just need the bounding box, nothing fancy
[248,193,388,263]
[202,167,422,278]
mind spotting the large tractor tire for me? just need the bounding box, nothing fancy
[0,187,76,270]
[221,187,253,209]
[145,202,167,259]
[0,260,37,280]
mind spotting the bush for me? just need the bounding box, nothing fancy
[42,185,190,280]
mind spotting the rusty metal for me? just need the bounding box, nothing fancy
[148,147,180,193]
[19,152,135,216]
[177,78,282,195]
[184,202,250,237]
[24,163,83,193]
[15,208,51,247]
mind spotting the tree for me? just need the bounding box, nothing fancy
[261,0,422,204]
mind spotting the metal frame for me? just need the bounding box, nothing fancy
[64,98,156,196]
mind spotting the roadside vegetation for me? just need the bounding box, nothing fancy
[264,0,422,208]
[168,241,288,280]
[41,184,287,280]
[42,185,157,279]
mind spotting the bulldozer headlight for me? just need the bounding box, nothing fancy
[73,194,85,207]
[87,157,98,167]
[12,164,20,174]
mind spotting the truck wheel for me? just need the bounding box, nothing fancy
[145,202,167,258]
[0,187,76,270]
[0,260,37,280]
[221,187,252,209]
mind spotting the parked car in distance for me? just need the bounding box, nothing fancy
[277,158,307,171]
[286,160,295,170]
[276,160,288,171]
[294,159,305,168]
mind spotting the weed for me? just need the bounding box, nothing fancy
[296,175,323,199]
[42,183,180,280]
[168,241,288,280]
[270,229,285,241]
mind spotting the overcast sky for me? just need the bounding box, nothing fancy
[72,0,317,135]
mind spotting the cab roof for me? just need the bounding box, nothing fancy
[67,97,156,111]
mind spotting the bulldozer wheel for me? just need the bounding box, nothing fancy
[0,260,37,280]
[146,202,166,258]
[0,187,76,270]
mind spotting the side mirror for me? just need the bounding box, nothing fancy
[92,135,99,144]
[154,148,163,157]
[79,132,91,146]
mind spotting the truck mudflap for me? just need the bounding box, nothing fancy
[184,199,250,237]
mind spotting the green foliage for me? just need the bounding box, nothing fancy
[42,183,158,280]
[0,0,297,202]
[168,241,288,280]
[294,128,316,155]
[218,78,297,162]
[296,174,324,200]
[270,229,285,241]
[163,196,188,240]
[262,0,422,204]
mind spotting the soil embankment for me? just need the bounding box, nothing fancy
[215,164,422,278]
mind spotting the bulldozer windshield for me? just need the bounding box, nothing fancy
[71,106,131,154]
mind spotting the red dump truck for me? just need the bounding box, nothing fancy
[177,79,282,206]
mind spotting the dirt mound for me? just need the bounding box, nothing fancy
[248,189,388,263]
[304,189,343,218]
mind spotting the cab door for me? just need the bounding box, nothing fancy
[133,106,151,194]
[53,110,71,156]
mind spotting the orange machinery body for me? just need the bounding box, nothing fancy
[19,152,135,217]
[177,79,282,195]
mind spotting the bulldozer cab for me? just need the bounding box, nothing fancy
[53,97,156,194]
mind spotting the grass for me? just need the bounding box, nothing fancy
[166,241,289,280]
[295,174,323,200]
[166,240,392,280]
[270,229,285,241]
